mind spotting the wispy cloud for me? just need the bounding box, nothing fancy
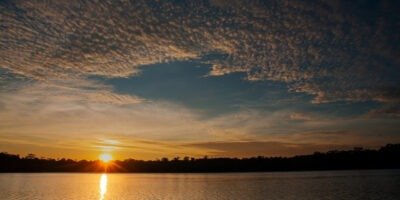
[366,105,400,118]
[0,78,142,105]
[183,141,354,157]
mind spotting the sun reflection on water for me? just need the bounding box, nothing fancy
[99,173,107,200]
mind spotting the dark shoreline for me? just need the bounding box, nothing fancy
[1,144,399,173]
[1,168,400,174]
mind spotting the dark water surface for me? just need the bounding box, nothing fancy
[0,170,399,200]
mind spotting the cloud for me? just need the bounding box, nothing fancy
[291,84,400,104]
[1,0,201,80]
[184,141,355,157]
[0,78,142,105]
[289,112,314,121]
[204,109,400,144]
[184,127,400,157]
[367,105,400,118]
[1,83,399,159]
[1,0,399,105]
[0,84,212,159]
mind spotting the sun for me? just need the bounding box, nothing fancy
[99,153,113,163]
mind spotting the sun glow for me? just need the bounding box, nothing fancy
[99,153,113,163]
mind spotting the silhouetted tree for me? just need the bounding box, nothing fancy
[25,154,37,159]
[1,144,399,173]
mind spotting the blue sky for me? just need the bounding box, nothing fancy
[100,59,383,119]
[0,0,399,160]
[101,61,295,115]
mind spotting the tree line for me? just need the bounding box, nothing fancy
[1,144,399,173]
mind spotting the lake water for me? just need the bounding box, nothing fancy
[0,170,399,200]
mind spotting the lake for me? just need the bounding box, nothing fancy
[0,170,399,200]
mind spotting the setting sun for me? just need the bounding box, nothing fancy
[99,153,113,163]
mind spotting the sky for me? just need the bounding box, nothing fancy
[1,0,399,160]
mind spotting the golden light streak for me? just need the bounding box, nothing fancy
[99,173,107,200]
